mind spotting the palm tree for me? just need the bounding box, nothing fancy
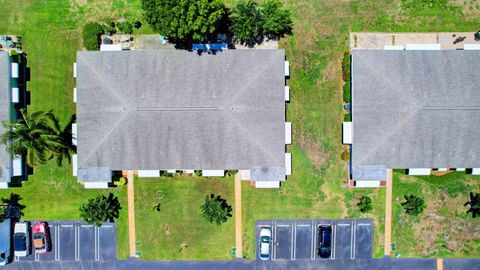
[0,109,67,167]
[401,194,426,216]
[464,192,480,218]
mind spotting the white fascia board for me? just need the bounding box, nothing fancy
[12,156,22,177]
[202,170,225,177]
[72,154,78,176]
[72,123,77,146]
[456,168,466,171]
[84,182,109,189]
[11,87,19,103]
[472,168,480,175]
[285,153,292,176]
[285,122,292,145]
[408,168,431,175]
[166,169,176,174]
[464,44,480,50]
[183,169,195,174]
[285,86,290,102]
[384,45,404,50]
[73,87,77,103]
[73,63,77,78]
[138,170,160,177]
[0,182,8,189]
[11,62,19,78]
[437,168,448,172]
[405,44,441,50]
[284,61,290,77]
[342,122,352,144]
[255,181,280,188]
[100,44,122,51]
[355,181,381,188]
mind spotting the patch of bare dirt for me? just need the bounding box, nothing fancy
[298,133,329,169]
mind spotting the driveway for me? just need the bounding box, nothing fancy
[255,219,373,261]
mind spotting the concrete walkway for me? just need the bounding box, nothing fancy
[126,171,136,257]
[437,258,443,270]
[384,169,393,256]
[234,173,243,258]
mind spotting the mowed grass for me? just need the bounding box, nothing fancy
[134,176,235,260]
[1,0,480,261]
[0,0,145,260]
[391,171,480,258]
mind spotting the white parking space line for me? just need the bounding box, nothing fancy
[357,223,371,226]
[297,224,310,227]
[60,224,74,228]
[310,220,315,260]
[291,221,296,260]
[337,223,350,226]
[102,225,113,228]
[351,220,356,259]
[277,224,290,227]
[95,226,100,261]
[331,224,336,259]
[55,224,60,261]
[75,225,80,261]
[81,225,94,228]
[35,251,40,261]
[14,256,19,261]
[272,220,276,260]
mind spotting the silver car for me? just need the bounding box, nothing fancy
[259,227,272,260]
[14,221,31,257]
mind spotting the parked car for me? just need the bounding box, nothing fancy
[0,219,12,266]
[317,225,332,258]
[33,222,50,254]
[259,227,272,260]
[14,221,31,257]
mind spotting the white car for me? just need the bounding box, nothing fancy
[259,227,272,260]
[14,221,31,257]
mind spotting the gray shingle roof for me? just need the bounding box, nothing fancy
[0,52,12,183]
[352,50,480,172]
[76,50,286,177]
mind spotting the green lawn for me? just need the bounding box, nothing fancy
[134,176,235,260]
[391,171,480,258]
[1,0,480,261]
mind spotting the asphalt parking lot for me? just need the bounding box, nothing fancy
[13,220,116,262]
[255,219,372,261]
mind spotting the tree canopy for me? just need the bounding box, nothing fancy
[200,194,232,225]
[0,110,72,167]
[82,22,104,50]
[401,194,426,216]
[79,193,122,226]
[141,0,227,46]
[261,0,293,38]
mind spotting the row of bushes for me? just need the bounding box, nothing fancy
[342,52,351,103]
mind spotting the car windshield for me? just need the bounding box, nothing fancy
[14,233,26,251]
[34,233,44,239]
[260,236,270,243]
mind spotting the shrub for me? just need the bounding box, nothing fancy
[343,82,351,103]
[117,21,134,34]
[114,177,127,186]
[341,151,350,161]
[343,113,351,122]
[200,194,232,225]
[357,196,372,213]
[464,192,480,218]
[102,22,116,35]
[401,194,426,216]
[82,23,104,50]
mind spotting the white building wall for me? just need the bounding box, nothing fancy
[255,181,280,188]
[138,170,160,177]
[285,122,292,145]
[202,170,225,177]
[342,122,352,144]
[408,168,431,175]
[285,153,292,176]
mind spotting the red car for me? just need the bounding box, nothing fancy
[33,222,50,254]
